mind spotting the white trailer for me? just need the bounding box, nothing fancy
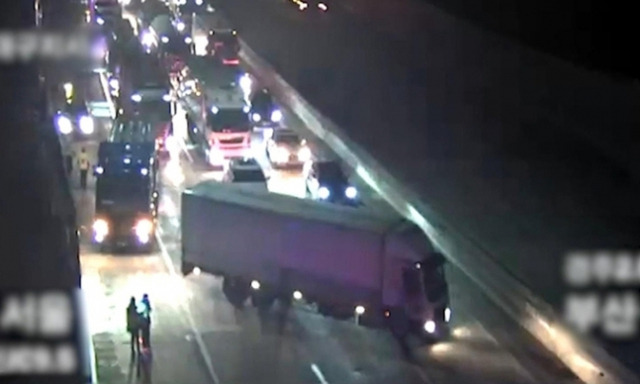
[181,181,451,340]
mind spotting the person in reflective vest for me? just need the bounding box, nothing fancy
[138,293,152,348]
[77,147,90,190]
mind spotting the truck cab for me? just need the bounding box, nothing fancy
[204,81,252,165]
[92,119,159,252]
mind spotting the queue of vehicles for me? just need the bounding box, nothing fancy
[69,0,452,346]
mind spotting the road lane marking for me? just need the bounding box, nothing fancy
[156,232,221,384]
[311,364,329,384]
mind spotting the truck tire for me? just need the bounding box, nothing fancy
[251,290,277,310]
[222,277,250,308]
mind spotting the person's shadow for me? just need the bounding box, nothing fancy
[136,348,153,383]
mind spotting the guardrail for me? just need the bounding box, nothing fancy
[238,40,639,384]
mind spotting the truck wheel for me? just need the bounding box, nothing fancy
[251,291,277,310]
[222,277,250,309]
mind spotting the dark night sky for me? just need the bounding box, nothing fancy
[419,0,637,79]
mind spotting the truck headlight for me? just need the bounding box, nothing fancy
[141,31,154,47]
[297,147,311,162]
[345,186,358,199]
[135,219,153,243]
[79,115,94,134]
[270,109,282,122]
[274,147,289,162]
[92,219,109,242]
[318,186,330,200]
[56,115,73,135]
[424,320,436,334]
[135,219,153,236]
[251,113,261,122]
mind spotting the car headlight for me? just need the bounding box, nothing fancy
[135,219,153,238]
[251,113,261,122]
[274,147,289,162]
[345,186,358,199]
[297,146,311,162]
[210,106,219,114]
[161,36,169,43]
[184,36,192,44]
[318,186,330,200]
[131,94,142,102]
[79,115,94,134]
[92,219,109,236]
[424,320,436,334]
[56,115,73,135]
[270,109,282,122]
[162,93,172,102]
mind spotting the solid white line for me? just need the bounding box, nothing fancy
[310,364,329,384]
[156,232,221,384]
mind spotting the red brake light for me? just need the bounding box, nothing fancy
[223,59,239,65]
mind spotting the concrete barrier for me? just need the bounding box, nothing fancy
[239,39,640,384]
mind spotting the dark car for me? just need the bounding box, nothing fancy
[249,90,282,127]
[303,160,360,205]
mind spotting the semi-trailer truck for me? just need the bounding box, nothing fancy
[181,181,451,342]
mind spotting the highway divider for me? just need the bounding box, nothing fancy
[238,40,640,384]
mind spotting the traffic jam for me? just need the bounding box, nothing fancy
[73,0,451,357]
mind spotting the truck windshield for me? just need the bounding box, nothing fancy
[137,100,171,121]
[318,163,348,183]
[208,110,249,131]
[96,175,150,209]
[111,119,154,142]
[232,170,266,182]
[275,134,300,145]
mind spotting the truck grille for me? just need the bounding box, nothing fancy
[220,137,245,145]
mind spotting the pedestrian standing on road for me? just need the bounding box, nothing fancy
[126,297,141,355]
[78,147,90,190]
[139,294,152,349]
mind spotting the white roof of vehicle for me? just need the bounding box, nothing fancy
[184,180,406,233]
